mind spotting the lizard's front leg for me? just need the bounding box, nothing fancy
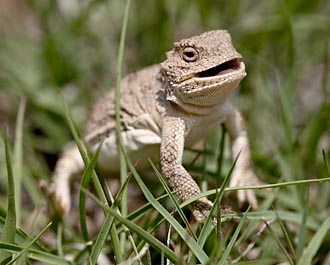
[224,104,261,209]
[160,116,213,223]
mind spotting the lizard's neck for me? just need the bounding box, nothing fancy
[160,73,233,115]
[166,93,224,115]
[160,82,226,116]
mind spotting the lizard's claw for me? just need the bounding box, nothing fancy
[192,197,237,226]
[192,198,214,223]
[229,169,261,210]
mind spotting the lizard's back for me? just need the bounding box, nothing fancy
[84,64,165,172]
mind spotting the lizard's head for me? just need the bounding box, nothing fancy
[160,30,246,106]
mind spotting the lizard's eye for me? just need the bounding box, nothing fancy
[182,47,198,62]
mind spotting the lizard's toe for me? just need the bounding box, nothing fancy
[230,169,262,209]
[192,198,213,223]
[54,185,71,216]
[237,189,258,210]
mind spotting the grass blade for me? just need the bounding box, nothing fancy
[150,160,196,239]
[296,203,308,257]
[79,143,102,242]
[219,207,250,263]
[265,218,294,265]
[59,89,124,262]
[114,0,131,258]
[106,208,179,264]
[297,216,330,265]
[90,213,116,265]
[187,151,240,253]
[273,208,297,262]
[0,243,71,265]
[178,177,330,200]
[59,94,108,207]
[323,150,330,179]
[13,97,26,226]
[89,173,133,264]
[0,127,17,263]
[6,222,52,265]
[126,158,211,264]
[0,216,45,251]
[124,194,169,224]
[195,158,237,255]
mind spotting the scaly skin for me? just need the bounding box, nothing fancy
[53,30,261,222]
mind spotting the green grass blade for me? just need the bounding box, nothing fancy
[273,208,297,262]
[196,169,233,251]
[124,194,169,223]
[0,127,17,263]
[226,210,319,230]
[112,174,139,257]
[13,97,26,226]
[219,207,250,263]
[83,184,175,263]
[105,208,179,264]
[0,217,45,252]
[56,223,63,258]
[113,173,132,208]
[189,151,239,254]
[89,171,133,264]
[114,0,131,258]
[178,177,330,202]
[195,156,238,254]
[298,216,330,265]
[6,222,52,265]
[215,151,240,236]
[297,204,308,257]
[150,160,196,239]
[59,91,123,261]
[59,91,110,209]
[90,213,116,265]
[79,143,102,242]
[265,218,294,265]
[215,125,226,179]
[0,243,71,265]
[323,150,330,179]
[126,159,211,264]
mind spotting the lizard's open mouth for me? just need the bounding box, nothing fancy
[196,58,241,78]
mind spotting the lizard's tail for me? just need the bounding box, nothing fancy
[52,143,84,216]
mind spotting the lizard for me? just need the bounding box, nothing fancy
[52,30,261,223]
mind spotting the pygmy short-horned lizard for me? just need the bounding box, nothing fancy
[53,30,261,222]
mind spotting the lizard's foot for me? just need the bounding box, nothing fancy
[192,198,235,226]
[192,198,214,223]
[229,169,262,210]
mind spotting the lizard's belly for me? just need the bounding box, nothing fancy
[91,129,161,173]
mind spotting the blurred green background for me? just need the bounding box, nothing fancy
[0,0,329,263]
